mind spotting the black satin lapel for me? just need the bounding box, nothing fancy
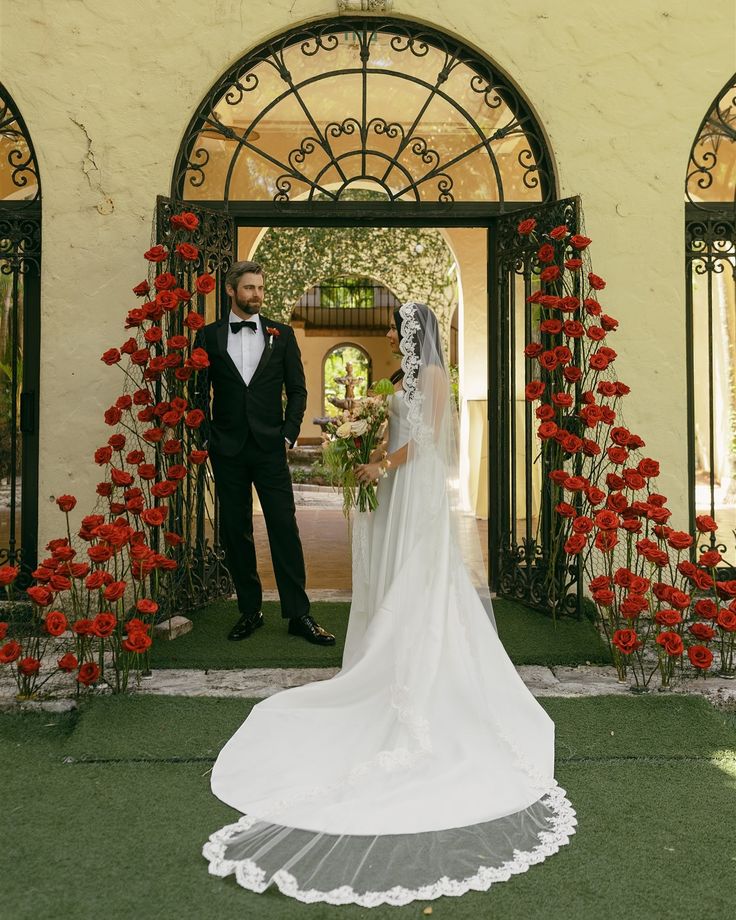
[216,320,245,383]
[247,318,275,387]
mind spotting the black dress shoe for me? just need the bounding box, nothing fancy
[287,614,336,645]
[227,610,263,641]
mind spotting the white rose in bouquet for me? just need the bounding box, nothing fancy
[351,420,368,436]
[335,421,353,438]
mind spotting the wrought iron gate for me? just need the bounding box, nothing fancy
[154,196,235,611]
[488,196,581,613]
[0,85,41,589]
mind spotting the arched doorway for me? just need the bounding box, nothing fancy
[0,84,41,586]
[685,74,736,552]
[166,16,577,608]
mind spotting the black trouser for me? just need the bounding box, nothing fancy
[209,438,309,620]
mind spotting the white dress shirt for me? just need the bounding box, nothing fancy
[227,309,265,385]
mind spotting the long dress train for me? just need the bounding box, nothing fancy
[202,383,576,907]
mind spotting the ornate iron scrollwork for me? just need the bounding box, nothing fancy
[172,17,554,206]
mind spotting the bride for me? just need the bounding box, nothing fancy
[202,301,576,907]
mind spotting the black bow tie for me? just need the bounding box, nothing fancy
[230,320,257,334]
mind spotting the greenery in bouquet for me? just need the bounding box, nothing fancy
[322,378,394,516]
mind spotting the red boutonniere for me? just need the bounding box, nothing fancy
[265,326,280,347]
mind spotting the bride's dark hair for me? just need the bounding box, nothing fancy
[390,302,444,384]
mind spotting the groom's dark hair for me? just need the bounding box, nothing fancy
[225,260,265,289]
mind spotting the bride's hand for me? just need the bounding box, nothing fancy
[355,462,381,484]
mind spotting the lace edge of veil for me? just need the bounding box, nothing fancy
[201,785,577,908]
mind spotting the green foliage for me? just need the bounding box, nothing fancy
[254,221,458,349]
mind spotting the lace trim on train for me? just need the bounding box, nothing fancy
[202,785,577,907]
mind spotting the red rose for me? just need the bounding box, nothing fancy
[137,463,157,481]
[525,381,545,400]
[165,464,187,481]
[594,510,620,530]
[132,280,150,297]
[184,311,206,331]
[717,609,736,632]
[44,610,68,637]
[564,258,583,271]
[669,590,691,610]
[57,652,78,672]
[563,366,583,385]
[592,589,615,606]
[695,515,718,533]
[552,392,573,408]
[555,502,576,518]
[163,531,185,546]
[538,350,559,371]
[184,409,205,429]
[77,661,101,686]
[622,469,646,491]
[103,580,127,602]
[656,632,684,657]
[105,406,123,426]
[96,482,113,498]
[540,265,560,282]
[554,345,572,364]
[569,235,591,250]
[594,530,618,553]
[110,468,134,487]
[600,314,618,332]
[637,458,660,478]
[588,272,606,290]
[549,225,568,240]
[152,481,178,498]
[589,353,610,371]
[699,550,722,567]
[687,645,713,670]
[0,565,20,586]
[166,335,188,351]
[613,629,640,655]
[586,486,606,505]
[563,476,588,492]
[195,273,216,294]
[91,612,117,638]
[586,326,606,342]
[189,347,210,369]
[537,243,555,263]
[0,622,7,640]
[189,450,209,465]
[101,348,121,366]
[589,575,612,591]
[0,640,22,664]
[572,516,595,534]
[18,657,41,676]
[142,427,164,444]
[136,599,159,616]
[667,531,694,551]
[156,292,179,312]
[123,630,152,653]
[152,273,175,291]
[144,245,168,263]
[607,446,628,464]
[540,319,562,334]
[27,585,55,607]
[171,211,199,231]
[517,218,537,234]
[689,622,716,641]
[163,439,182,455]
[108,434,126,451]
[563,320,584,337]
[621,594,648,617]
[538,422,558,440]
[654,609,682,627]
[563,534,587,555]
[142,507,168,527]
[176,242,199,261]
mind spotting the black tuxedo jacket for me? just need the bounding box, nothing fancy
[193,314,307,456]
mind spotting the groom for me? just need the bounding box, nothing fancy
[193,261,335,646]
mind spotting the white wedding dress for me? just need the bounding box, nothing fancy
[203,303,576,907]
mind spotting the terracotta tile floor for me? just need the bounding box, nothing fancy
[254,508,488,590]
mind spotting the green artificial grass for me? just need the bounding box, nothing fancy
[2,695,735,920]
[150,596,608,670]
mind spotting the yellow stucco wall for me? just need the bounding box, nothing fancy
[1,0,733,547]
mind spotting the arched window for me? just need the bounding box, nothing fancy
[685,74,736,549]
[322,343,372,417]
[0,84,41,584]
[173,17,554,206]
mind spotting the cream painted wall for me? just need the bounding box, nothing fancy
[1,0,733,548]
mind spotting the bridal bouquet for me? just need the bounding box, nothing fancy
[322,379,394,515]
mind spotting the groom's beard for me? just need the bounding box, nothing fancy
[235,293,262,315]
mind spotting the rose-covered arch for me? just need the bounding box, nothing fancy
[519,213,736,688]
